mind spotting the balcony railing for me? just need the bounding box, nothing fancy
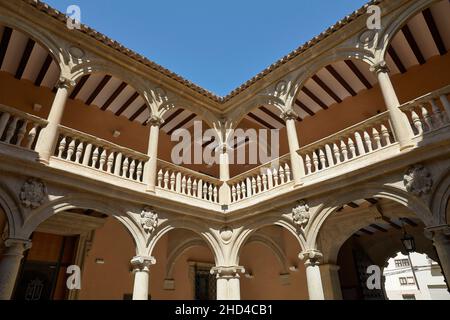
[0,104,47,151]
[400,85,450,136]
[228,154,292,204]
[156,159,221,203]
[54,125,149,183]
[0,86,449,211]
[298,111,395,176]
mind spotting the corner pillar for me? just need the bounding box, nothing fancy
[319,263,342,300]
[370,61,414,150]
[425,225,450,289]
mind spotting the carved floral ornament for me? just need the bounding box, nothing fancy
[140,206,159,235]
[403,164,433,196]
[19,178,47,209]
[292,200,310,229]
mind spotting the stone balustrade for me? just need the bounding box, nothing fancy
[156,159,221,203]
[400,85,450,136]
[0,104,47,151]
[54,126,149,183]
[298,112,396,176]
[228,155,292,204]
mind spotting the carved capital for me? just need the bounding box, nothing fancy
[369,61,389,75]
[140,206,159,235]
[280,109,298,122]
[4,239,32,255]
[19,178,47,209]
[292,200,310,229]
[147,115,165,127]
[299,249,323,266]
[130,256,156,272]
[210,266,245,279]
[424,225,450,243]
[56,77,76,90]
[403,164,433,196]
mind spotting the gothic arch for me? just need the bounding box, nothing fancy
[247,233,290,275]
[0,12,67,72]
[307,183,434,250]
[231,214,306,267]
[18,193,146,254]
[288,47,375,109]
[376,0,439,62]
[430,169,450,225]
[165,237,208,280]
[147,218,224,265]
[0,181,23,240]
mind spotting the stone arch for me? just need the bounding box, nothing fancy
[376,0,438,62]
[164,237,208,280]
[307,183,434,250]
[0,181,23,240]
[0,12,67,73]
[430,169,450,225]
[288,47,375,109]
[247,233,290,274]
[231,214,306,267]
[227,94,287,130]
[18,193,146,254]
[70,60,151,107]
[147,218,223,265]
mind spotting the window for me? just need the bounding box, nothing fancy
[399,277,415,285]
[402,294,416,300]
[394,259,410,268]
[399,277,407,285]
[194,266,216,300]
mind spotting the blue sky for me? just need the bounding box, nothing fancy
[45,0,368,96]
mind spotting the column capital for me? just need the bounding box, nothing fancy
[56,77,76,90]
[424,225,450,242]
[299,249,323,267]
[280,109,299,122]
[369,60,390,75]
[147,115,165,127]
[4,238,32,251]
[130,256,156,272]
[210,266,245,279]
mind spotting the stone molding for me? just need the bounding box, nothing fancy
[210,266,245,279]
[130,256,156,272]
[299,249,323,267]
[19,178,47,209]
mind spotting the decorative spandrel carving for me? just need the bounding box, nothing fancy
[292,200,310,229]
[140,206,159,235]
[403,164,432,196]
[19,178,47,209]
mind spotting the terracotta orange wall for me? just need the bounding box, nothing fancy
[1,53,449,178]
[78,218,308,300]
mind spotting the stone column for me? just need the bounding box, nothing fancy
[319,264,342,300]
[281,109,305,186]
[299,250,325,300]
[425,225,450,287]
[0,239,32,300]
[211,266,245,300]
[35,77,75,164]
[144,116,163,192]
[219,143,231,205]
[130,256,156,300]
[370,61,414,150]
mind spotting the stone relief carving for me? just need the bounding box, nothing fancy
[292,200,310,229]
[403,164,433,196]
[219,227,233,244]
[140,206,159,235]
[19,178,47,209]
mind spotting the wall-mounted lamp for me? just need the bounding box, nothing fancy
[289,266,299,272]
[33,103,42,112]
[113,130,121,138]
